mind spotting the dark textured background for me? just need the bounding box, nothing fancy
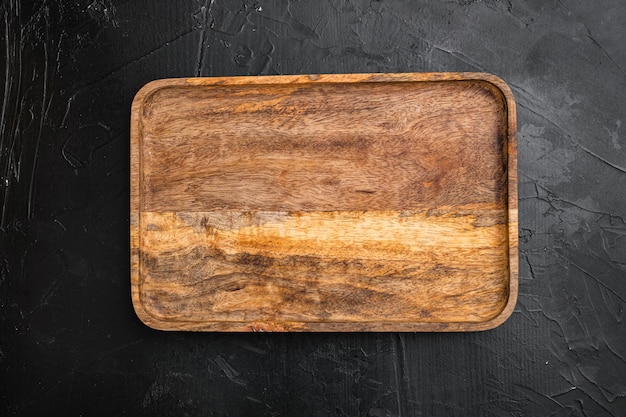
[1,0,625,415]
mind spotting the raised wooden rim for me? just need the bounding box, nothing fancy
[130,72,518,332]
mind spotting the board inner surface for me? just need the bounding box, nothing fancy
[131,75,517,331]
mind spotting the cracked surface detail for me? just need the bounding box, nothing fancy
[1,0,625,415]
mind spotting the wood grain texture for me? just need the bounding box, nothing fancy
[130,72,518,332]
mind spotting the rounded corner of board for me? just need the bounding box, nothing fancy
[131,78,184,110]
[130,304,160,330]
[470,72,514,94]
[130,288,172,331]
[476,291,518,332]
[474,74,517,119]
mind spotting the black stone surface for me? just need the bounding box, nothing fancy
[1,1,625,415]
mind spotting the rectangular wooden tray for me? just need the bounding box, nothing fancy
[130,72,518,332]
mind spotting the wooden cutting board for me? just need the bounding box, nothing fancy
[130,72,518,332]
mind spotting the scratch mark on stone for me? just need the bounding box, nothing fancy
[503,2,534,30]
[514,383,565,408]
[516,100,626,174]
[59,94,76,128]
[215,355,247,386]
[554,251,626,304]
[582,23,626,78]
[577,277,600,348]
[20,0,48,34]
[1,3,15,228]
[515,94,569,134]
[110,338,145,353]
[432,45,485,71]
[390,333,407,417]
[87,0,119,28]
[28,7,50,220]
[575,143,626,174]
[574,368,621,412]
[26,273,63,324]
[523,251,537,279]
[106,30,198,80]
[604,120,622,151]
[604,338,626,364]
[0,6,11,144]
[194,0,214,76]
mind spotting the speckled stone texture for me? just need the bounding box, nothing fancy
[1,0,625,415]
